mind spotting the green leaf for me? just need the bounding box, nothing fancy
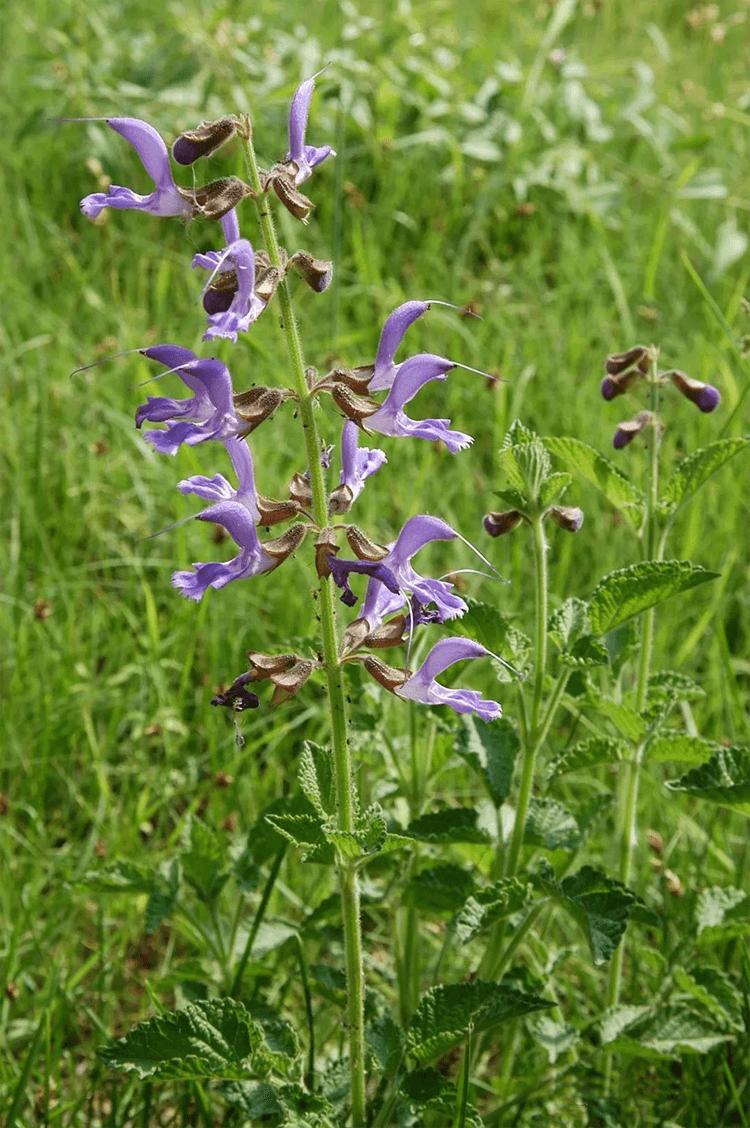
[265,813,329,863]
[665,747,750,815]
[660,437,750,515]
[498,422,552,499]
[560,635,610,669]
[405,863,477,915]
[695,885,750,940]
[539,865,654,966]
[455,878,534,943]
[602,1004,731,1058]
[325,803,389,860]
[222,1081,335,1125]
[586,693,646,742]
[648,732,722,763]
[648,670,705,704]
[249,796,316,865]
[400,1068,483,1128]
[539,471,572,506]
[547,736,625,779]
[673,967,744,1032]
[588,561,718,636]
[525,798,581,850]
[144,860,180,935]
[298,741,334,817]
[454,598,519,662]
[81,861,156,894]
[181,818,228,903]
[404,807,492,845]
[100,999,273,1080]
[407,979,553,1062]
[547,597,589,651]
[455,715,520,806]
[544,435,644,525]
[530,1014,579,1064]
[367,1011,405,1075]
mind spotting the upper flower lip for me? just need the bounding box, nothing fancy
[286,72,336,185]
[135,346,243,453]
[395,637,502,722]
[364,353,474,453]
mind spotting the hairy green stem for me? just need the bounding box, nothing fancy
[604,358,662,1081]
[242,132,366,1124]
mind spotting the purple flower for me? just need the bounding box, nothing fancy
[172,498,279,602]
[178,435,261,522]
[192,211,267,341]
[364,354,473,453]
[329,514,467,630]
[329,422,387,513]
[286,74,335,186]
[80,118,192,220]
[135,345,242,454]
[369,301,430,392]
[396,638,502,722]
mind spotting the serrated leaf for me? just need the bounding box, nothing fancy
[560,635,610,669]
[695,885,750,939]
[648,732,722,763]
[660,437,750,515]
[400,1067,483,1128]
[539,471,572,506]
[530,1014,579,1063]
[648,670,705,704]
[181,818,228,903]
[407,979,553,1062]
[367,1011,405,1075]
[249,1003,300,1059]
[548,597,589,651]
[539,865,653,966]
[588,561,718,636]
[222,1081,335,1125]
[603,1004,731,1057]
[547,737,625,779]
[455,878,533,943]
[586,692,646,742]
[404,807,491,845]
[100,999,270,1080]
[81,861,156,894]
[525,798,581,850]
[249,796,316,864]
[405,863,476,914]
[665,747,750,814]
[673,967,744,1032]
[456,715,519,806]
[544,435,644,525]
[298,741,334,817]
[265,813,328,860]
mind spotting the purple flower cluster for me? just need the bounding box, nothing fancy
[78,76,502,723]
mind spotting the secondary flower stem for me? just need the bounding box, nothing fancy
[604,357,662,1081]
[242,132,367,1127]
[505,514,548,878]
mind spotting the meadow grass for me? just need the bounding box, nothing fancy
[2,0,749,1123]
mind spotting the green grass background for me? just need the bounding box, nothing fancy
[2,0,749,1122]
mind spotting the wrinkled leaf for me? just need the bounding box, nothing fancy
[665,747,750,815]
[455,878,534,943]
[588,561,718,636]
[547,736,625,779]
[525,798,581,850]
[405,863,476,914]
[404,807,491,845]
[455,715,520,806]
[544,435,644,525]
[660,437,750,515]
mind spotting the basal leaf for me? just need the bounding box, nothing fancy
[660,437,750,515]
[404,807,491,845]
[695,885,750,940]
[525,798,581,850]
[673,967,744,1032]
[400,1068,483,1128]
[100,999,269,1081]
[455,715,520,806]
[603,1004,731,1058]
[547,736,625,779]
[367,1011,405,1075]
[588,561,718,636]
[665,746,750,815]
[407,980,553,1062]
[544,435,644,525]
[454,878,534,943]
[540,865,655,966]
[405,863,477,915]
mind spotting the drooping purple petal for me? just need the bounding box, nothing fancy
[136,353,242,454]
[171,499,275,602]
[286,75,335,185]
[369,301,430,392]
[339,421,387,503]
[202,239,265,342]
[396,637,502,721]
[328,557,400,607]
[365,353,473,453]
[80,118,190,220]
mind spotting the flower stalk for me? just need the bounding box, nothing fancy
[242,129,367,1127]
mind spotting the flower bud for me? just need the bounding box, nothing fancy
[262,524,307,567]
[315,527,340,578]
[483,510,523,537]
[330,384,379,423]
[263,168,314,223]
[211,672,259,712]
[172,116,242,165]
[613,411,652,450]
[667,370,721,413]
[289,471,313,509]
[270,659,315,705]
[289,251,333,293]
[605,345,650,377]
[546,505,584,532]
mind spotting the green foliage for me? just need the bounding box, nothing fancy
[181,817,229,903]
[100,998,293,1080]
[404,863,477,914]
[525,797,581,850]
[404,807,492,845]
[601,1003,732,1057]
[588,561,719,636]
[298,741,335,816]
[544,436,645,525]
[455,714,520,805]
[665,747,750,814]
[455,878,534,943]
[407,979,553,1062]
[695,886,750,941]
[547,736,625,778]
[660,437,750,515]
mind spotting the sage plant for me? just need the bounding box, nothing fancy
[76,78,511,1124]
